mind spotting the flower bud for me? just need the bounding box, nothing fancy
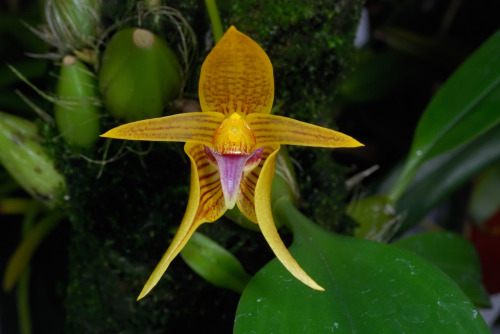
[55,55,100,148]
[42,0,102,54]
[0,112,67,207]
[99,28,182,122]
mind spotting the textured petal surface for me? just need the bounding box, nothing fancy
[236,145,277,224]
[101,112,225,147]
[247,113,364,148]
[199,26,274,116]
[254,145,325,291]
[137,143,226,300]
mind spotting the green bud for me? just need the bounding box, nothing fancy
[99,28,182,122]
[0,112,67,207]
[55,55,100,148]
[44,0,102,53]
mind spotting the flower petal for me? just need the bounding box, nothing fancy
[236,146,276,223]
[254,144,325,291]
[137,143,226,300]
[199,26,274,116]
[247,113,364,148]
[101,112,225,147]
[208,147,264,210]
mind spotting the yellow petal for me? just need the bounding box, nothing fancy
[137,143,226,300]
[236,145,277,223]
[254,144,325,291]
[247,113,363,148]
[101,112,225,147]
[199,26,274,116]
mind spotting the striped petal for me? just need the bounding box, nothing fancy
[101,112,225,148]
[199,26,274,116]
[236,145,278,223]
[254,144,325,291]
[247,113,364,148]
[137,143,226,300]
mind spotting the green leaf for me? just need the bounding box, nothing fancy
[180,231,251,293]
[393,232,491,308]
[234,200,489,333]
[397,123,500,232]
[390,29,500,202]
[0,60,48,89]
[3,212,65,291]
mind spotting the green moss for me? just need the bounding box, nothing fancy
[291,146,357,234]
[219,0,364,123]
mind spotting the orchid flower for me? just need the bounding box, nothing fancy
[101,26,363,300]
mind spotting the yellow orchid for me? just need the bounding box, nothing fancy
[101,26,362,300]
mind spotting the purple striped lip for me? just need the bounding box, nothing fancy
[204,146,264,209]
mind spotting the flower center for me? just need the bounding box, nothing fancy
[212,113,256,155]
[206,113,263,209]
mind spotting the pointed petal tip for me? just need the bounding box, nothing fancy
[310,282,326,291]
[100,127,123,139]
[341,135,364,148]
[136,272,164,300]
[335,135,364,149]
[136,283,152,301]
[99,131,111,138]
[293,269,326,292]
[352,139,365,148]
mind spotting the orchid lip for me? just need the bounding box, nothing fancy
[205,146,264,209]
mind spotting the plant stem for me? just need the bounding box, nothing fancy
[273,195,322,241]
[387,158,419,203]
[17,269,31,334]
[0,198,33,214]
[204,0,223,43]
[4,211,65,291]
[16,203,39,334]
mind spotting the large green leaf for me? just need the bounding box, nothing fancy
[234,200,489,333]
[396,123,500,232]
[393,232,490,308]
[390,29,500,201]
